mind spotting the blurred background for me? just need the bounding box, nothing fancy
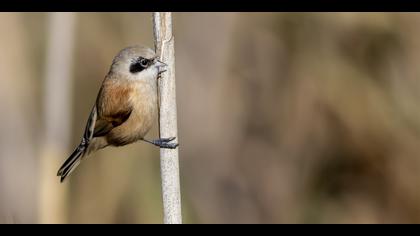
[1,12,420,224]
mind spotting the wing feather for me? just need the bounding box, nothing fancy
[92,79,133,138]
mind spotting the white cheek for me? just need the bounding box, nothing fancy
[125,66,159,82]
[138,67,158,80]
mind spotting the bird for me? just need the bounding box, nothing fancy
[57,45,178,182]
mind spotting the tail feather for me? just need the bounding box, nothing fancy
[57,142,87,182]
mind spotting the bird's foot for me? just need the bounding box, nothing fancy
[144,137,179,149]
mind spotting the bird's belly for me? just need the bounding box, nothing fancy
[107,83,157,146]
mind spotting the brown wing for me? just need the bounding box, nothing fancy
[92,79,133,138]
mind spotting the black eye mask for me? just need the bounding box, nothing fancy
[129,57,151,73]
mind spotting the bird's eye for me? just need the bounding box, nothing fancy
[140,58,149,68]
[129,57,151,73]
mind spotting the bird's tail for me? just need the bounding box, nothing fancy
[57,140,88,182]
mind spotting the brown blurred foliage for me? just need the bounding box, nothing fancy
[0,12,420,223]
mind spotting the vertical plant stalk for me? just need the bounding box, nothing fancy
[39,12,76,223]
[153,12,182,224]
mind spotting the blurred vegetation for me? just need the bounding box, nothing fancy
[1,12,420,223]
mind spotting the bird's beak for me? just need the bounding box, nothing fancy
[155,60,167,67]
[155,59,168,74]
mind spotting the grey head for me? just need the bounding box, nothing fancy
[109,45,166,80]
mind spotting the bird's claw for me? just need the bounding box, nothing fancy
[153,137,178,149]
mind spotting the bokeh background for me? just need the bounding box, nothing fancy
[1,12,420,224]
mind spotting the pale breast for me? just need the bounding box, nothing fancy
[107,81,158,145]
